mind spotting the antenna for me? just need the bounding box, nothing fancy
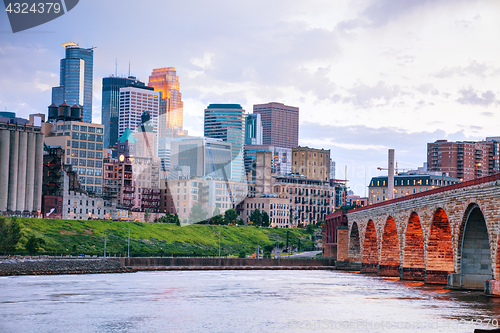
[128,61,131,77]
[115,58,117,77]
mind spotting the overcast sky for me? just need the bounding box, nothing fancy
[1,0,499,195]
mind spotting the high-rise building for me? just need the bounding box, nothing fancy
[253,102,299,149]
[52,42,94,123]
[244,113,263,145]
[204,104,245,180]
[427,139,500,181]
[292,147,330,182]
[101,76,151,155]
[118,87,160,139]
[148,67,184,136]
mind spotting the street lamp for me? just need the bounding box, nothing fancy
[123,227,130,258]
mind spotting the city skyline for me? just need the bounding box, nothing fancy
[1,0,499,193]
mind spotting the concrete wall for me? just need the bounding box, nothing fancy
[119,257,333,267]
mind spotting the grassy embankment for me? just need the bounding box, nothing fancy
[13,218,315,256]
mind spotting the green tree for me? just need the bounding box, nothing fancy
[249,209,262,226]
[289,212,294,227]
[189,202,207,223]
[213,207,220,217]
[264,244,275,253]
[144,208,151,222]
[224,208,238,225]
[25,235,45,255]
[238,250,246,258]
[0,217,22,255]
[306,222,315,234]
[210,214,224,225]
[237,218,245,226]
[262,211,270,227]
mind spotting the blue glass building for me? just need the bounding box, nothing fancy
[51,42,94,123]
[204,104,245,180]
[101,76,152,156]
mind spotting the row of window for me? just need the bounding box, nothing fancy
[71,125,103,133]
[71,132,103,142]
[70,158,103,168]
[78,176,103,185]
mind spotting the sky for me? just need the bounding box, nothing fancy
[1,0,499,196]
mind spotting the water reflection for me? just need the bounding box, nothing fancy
[1,271,500,332]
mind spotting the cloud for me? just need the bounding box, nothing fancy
[456,88,498,106]
[343,81,404,107]
[433,60,497,79]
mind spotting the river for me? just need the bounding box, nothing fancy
[1,270,500,332]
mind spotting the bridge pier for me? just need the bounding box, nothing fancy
[401,267,425,281]
[378,264,400,277]
[425,270,451,284]
[361,263,377,273]
[485,280,500,296]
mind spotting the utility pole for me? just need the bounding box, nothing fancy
[218,231,221,258]
[104,233,106,258]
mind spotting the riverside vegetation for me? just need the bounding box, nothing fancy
[0,217,318,257]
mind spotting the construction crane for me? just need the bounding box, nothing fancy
[377,162,413,174]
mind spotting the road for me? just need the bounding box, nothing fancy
[285,251,322,258]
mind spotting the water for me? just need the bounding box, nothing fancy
[1,270,500,333]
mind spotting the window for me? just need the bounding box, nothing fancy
[71,149,78,157]
[96,135,103,142]
[95,161,103,168]
[88,151,95,159]
[96,144,103,150]
[72,125,79,131]
[72,141,79,148]
[88,134,95,141]
[95,169,102,176]
[80,141,87,149]
[79,167,86,175]
[79,159,86,166]
[96,128,103,133]
[80,133,87,140]
[79,150,86,158]
[88,127,95,133]
[71,158,78,165]
[80,126,87,132]
[72,132,79,139]
[67,140,71,146]
[87,160,94,167]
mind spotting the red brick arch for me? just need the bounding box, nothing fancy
[349,222,361,262]
[402,212,425,280]
[426,207,453,284]
[380,216,401,277]
[361,220,378,273]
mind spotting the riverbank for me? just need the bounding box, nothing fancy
[0,258,135,276]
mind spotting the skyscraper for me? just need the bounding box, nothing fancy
[52,42,94,123]
[244,113,263,145]
[148,67,184,137]
[118,87,160,139]
[253,102,299,149]
[101,76,151,156]
[204,104,245,180]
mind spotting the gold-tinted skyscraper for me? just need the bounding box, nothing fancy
[148,67,183,137]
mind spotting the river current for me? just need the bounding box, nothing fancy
[1,270,500,333]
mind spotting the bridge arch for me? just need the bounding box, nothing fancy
[426,207,453,284]
[457,203,492,288]
[402,212,424,281]
[348,222,361,262]
[361,219,378,273]
[380,216,400,277]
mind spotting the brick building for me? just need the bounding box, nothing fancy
[292,146,330,182]
[241,194,290,228]
[427,138,500,181]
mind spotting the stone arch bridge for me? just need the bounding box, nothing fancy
[336,174,500,291]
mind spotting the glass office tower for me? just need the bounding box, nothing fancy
[204,104,245,181]
[101,76,151,156]
[52,42,94,123]
[244,113,263,145]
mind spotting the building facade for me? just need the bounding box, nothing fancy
[244,113,263,145]
[148,67,184,136]
[51,42,94,123]
[204,104,245,180]
[43,118,105,194]
[253,102,299,149]
[241,195,291,228]
[0,114,44,215]
[118,87,160,138]
[427,139,500,181]
[292,146,330,182]
[101,76,150,155]
[368,173,461,205]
